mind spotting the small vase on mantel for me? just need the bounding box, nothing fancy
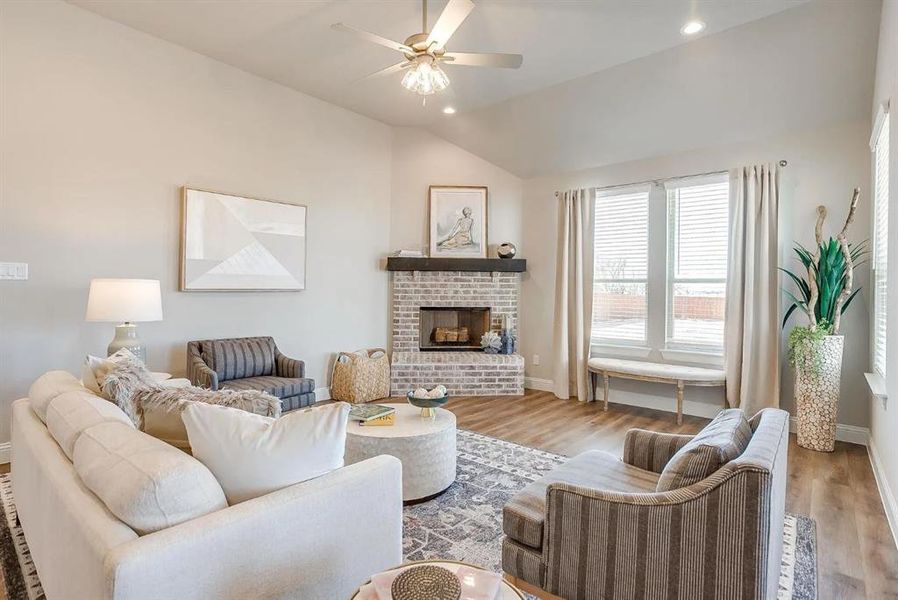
[794,335,844,452]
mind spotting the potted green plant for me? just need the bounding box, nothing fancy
[781,189,866,452]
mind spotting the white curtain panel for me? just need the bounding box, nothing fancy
[725,164,781,413]
[551,189,595,401]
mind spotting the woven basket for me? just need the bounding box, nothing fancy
[331,348,391,404]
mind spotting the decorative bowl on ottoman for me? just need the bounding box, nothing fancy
[407,385,449,419]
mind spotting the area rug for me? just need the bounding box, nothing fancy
[403,429,818,600]
[0,432,816,600]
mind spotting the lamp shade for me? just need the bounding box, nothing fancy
[85,279,163,323]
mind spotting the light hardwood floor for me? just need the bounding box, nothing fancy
[444,390,898,600]
[2,391,896,599]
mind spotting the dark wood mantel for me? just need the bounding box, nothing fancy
[386,257,527,273]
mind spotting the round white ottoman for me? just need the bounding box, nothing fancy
[345,403,456,503]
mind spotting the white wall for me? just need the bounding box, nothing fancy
[868,0,898,541]
[519,119,873,425]
[0,1,394,444]
[390,127,523,256]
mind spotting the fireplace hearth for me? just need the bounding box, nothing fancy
[419,307,490,351]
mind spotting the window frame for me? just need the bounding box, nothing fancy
[664,175,730,353]
[590,185,652,347]
[590,174,730,366]
[871,104,890,378]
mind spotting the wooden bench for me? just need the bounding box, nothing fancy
[587,357,726,424]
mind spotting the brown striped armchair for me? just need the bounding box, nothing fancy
[186,336,316,412]
[502,408,789,600]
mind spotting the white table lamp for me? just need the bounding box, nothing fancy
[86,278,163,363]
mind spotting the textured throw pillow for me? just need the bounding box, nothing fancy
[80,354,110,395]
[73,421,227,535]
[97,349,163,425]
[656,408,752,492]
[182,401,351,504]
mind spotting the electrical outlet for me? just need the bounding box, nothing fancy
[0,262,28,281]
[532,354,540,366]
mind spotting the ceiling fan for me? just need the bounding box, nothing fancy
[332,0,523,99]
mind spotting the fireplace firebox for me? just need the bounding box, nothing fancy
[419,307,490,351]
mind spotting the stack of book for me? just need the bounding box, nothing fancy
[349,404,396,426]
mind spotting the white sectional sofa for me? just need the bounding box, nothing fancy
[11,371,403,600]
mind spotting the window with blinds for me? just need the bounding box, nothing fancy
[872,112,889,376]
[592,187,650,344]
[665,176,729,349]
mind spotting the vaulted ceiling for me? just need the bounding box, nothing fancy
[69,0,881,177]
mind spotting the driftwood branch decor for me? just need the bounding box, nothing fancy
[807,206,827,327]
[831,188,860,333]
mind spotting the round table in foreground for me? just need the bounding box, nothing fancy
[350,560,525,600]
[344,403,456,503]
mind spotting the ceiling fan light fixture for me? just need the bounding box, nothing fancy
[400,58,450,96]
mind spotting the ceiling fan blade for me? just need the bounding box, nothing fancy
[442,52,523,69]
[360,61,413,81]
[425,0,475,49]
[331,23,413,54]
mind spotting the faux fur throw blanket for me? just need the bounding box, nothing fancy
[98,353,281,428]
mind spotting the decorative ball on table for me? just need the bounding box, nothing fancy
[497,242,517,259]
[392,565,461,600]
[407,385,449,419]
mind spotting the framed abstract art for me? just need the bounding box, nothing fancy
[180,187,307,291]
[428,185,488,259]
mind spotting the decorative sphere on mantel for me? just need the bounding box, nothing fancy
[497,242,517,259]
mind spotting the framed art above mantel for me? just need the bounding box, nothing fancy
[180,187,307,291]
[428,185,488,259]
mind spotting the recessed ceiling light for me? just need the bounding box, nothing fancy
[681,20,705,36]
[442,106,457,115]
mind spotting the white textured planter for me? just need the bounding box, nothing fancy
[794,335,844,452]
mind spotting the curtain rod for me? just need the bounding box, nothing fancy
[554,160,788,197]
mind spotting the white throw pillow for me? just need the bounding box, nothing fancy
[28,371,85,423]
[46,390,134,459]
[73,421,227,535]
[80,354,109,395]
[182,401,351,504]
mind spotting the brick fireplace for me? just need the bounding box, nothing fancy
[390,267,525,396]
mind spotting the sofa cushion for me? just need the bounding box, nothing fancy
[220,375,314,399]
[73,421,227,535]
[503,450,659,549]
[46,390,134,459]
[656,408,752,492]
[28,371,85,423]
[182,401,350,504]
[203,338,275,382]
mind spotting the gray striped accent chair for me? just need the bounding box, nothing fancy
[502,408,789,600]
[186,337,315,412]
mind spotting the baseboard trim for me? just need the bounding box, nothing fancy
[314,386,331,402]
[868,438,898,551]
[0,442,10,465]
[524,377,553,392]
[787,417,869,446]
